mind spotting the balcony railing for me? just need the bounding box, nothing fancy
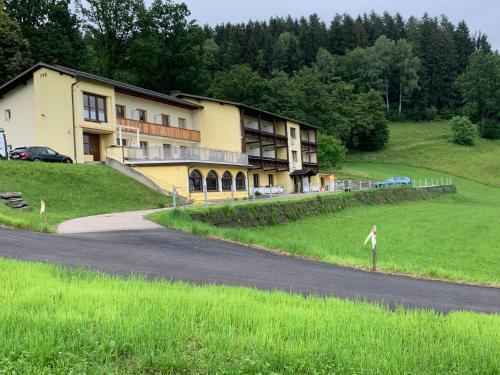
[117,118,200,142]
[123,146,249,166]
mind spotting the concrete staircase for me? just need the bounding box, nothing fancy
[106,158,190,204]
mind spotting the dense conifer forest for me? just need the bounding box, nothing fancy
[1,0,499,150]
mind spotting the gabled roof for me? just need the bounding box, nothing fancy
[172,92,319,129]
[0,63,202,110]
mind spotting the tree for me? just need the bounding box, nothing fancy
[272,32,303,73]
[79,0,145,77]
[393,39,420,113]
[6,0,84,67]
[317,133,346,171]
[351,90,389,150]
[450,116,476,145]
[314,48,336,83]
[456,51,500,136]
[0,0,31,83]
[209,64,267,106]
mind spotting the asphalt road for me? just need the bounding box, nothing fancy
[0,227,499,314]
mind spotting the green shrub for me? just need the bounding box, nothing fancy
[450,116,476,146]
[481,119,500,139]
[419,106,438,122]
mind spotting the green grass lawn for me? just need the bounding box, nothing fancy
[0,161,169,232]
[349,121,500,187]
[0,258,498,374]
[151,122,500,285]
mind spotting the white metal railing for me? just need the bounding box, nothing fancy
[123,145,249,165]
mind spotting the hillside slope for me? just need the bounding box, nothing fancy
[0,161,169,232]
[348,121,500,187]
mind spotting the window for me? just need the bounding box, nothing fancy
[268,174,274,187]
[83,93,106,123]
[162,144,171,158]
[221,171,233,191]
[235,172,246,191]
[116,105,126,119]
[5,109,11,121]
[161,114,170,126]
[116,138,127,146]
[140,141,148,156]
[290,128,296,139]
[46,148,57,156]
[253,174,260,188]
[292,151,298,162]
[189,169,203,192]
[134,109,147,122]
[178,117,187,129]
[206,170,219,191]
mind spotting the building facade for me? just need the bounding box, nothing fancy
[0,63,321,202]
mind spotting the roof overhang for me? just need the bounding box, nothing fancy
[290,168,317,177]
[0,63,203,110]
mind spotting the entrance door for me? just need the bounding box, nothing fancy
[83,133,100,161]
[293,175,303,193]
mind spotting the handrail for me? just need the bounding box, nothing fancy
[123,145,249,166]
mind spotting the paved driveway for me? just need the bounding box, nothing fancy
[0,227,499,314]
[57,209,167,234]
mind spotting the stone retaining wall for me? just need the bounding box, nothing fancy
[189,185,457,228]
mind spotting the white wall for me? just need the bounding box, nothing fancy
[0,79,36,150]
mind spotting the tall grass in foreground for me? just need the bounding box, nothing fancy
[0,259,498,374]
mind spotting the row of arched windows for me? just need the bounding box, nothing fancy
[189,170,246,192]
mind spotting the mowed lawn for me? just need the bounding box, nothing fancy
[0,161,169,232]
[0,259,498,374]
[349,121,500,187]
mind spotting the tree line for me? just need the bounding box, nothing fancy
[0,0,498,155]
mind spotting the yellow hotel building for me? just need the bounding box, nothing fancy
[0,63,321,202]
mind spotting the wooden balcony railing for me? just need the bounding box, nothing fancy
[117,118,200,142]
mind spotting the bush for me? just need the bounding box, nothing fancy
[317,133,346,171]
[450,116,476,146]
[385,109,405,122]
[419,106,438,122]
[481,119,500,139]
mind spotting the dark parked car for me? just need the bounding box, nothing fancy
[9,147,27,159]
[375,176,413,188]
[14,146,73,163]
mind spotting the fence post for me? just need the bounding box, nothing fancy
[172,185,177,209]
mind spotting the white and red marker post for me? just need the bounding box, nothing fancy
[364,225,377,272]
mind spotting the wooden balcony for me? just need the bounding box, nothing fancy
[117,117,200,142]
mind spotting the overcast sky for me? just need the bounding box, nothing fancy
[181,0,499,50]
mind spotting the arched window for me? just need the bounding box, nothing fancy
[221,171,233,191]
[189,169,203,192]
[235,172,246,191]
[206,170,219,192]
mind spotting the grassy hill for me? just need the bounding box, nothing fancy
[0,161,169,232]
[348,121,500,187]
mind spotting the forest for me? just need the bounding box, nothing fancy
[1,0,499,152]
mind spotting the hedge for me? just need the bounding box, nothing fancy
[189,186,457,228]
